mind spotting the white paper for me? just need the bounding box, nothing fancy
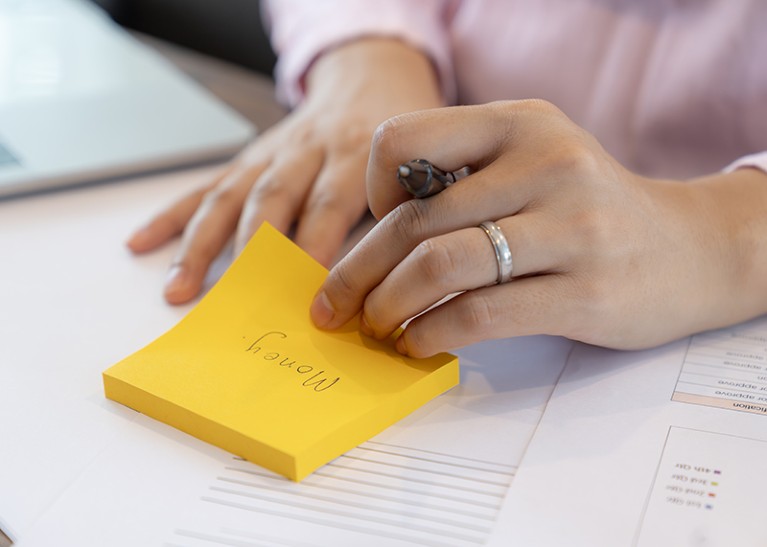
[0,166,219,540]
[490,316,767,547]
[14,336,573,547]
[637,426,767,546]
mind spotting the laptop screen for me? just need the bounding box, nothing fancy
[0,0,253,198]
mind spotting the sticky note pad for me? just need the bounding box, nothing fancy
[103,223,459,481]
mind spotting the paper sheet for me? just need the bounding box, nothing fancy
[15,335,573,546]
[490,316,767,547]
[0,167,211,541]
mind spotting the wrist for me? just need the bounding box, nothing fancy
[688,168,767,327]
[303,37,443,108]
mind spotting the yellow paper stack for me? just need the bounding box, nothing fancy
[103,223,459,481]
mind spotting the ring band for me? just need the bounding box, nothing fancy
[478,221,513,284]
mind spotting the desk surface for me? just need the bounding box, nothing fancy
[0,32,284,547]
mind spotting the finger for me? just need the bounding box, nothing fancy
[127,184,214,253]
[395,274,577,358]
[361,213,567,339]
[164,166,262,304]
[310,160,539,330]
[367,102,545,218]
[234,147,325,252]
[294,150,370,267]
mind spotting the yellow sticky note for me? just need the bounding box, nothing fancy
[103,223,459,481]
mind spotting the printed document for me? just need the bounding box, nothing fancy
[491,316,767,546]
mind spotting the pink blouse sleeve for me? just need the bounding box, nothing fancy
[724,152,767,175]
[262,0,455,107]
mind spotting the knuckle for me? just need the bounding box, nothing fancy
[251,173,290,202]
[202,184,242,209]
[402,321,434,358]
[460,294,498,335]
[522,98,561,116]
[485,99,568,156]
[497,97,557,116]
[387,199,431,244]
[325,261,360,306]
[412,238,459,289]
[305,189,348,218]
[371,115,407,163]
[371,117,398,150]
[551,141,601,177]
[280,118,313,145]
[332,124,373,155]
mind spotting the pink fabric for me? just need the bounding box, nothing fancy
[264,0,767,179]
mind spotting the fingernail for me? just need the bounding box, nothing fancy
[310,291,335,328]
[359,314,373,337]
[164,265,191,303]
[395,335,409,356]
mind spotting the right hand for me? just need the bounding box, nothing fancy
[126,38,443,304]
[312,100,767,356]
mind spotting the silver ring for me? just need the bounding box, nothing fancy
[478,221,513,284]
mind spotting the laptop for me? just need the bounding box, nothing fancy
[0,0,254,198]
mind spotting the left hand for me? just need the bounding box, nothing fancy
[126,38,442,305]
[309,100,746,357]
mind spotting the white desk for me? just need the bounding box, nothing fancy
[0,34,284,547]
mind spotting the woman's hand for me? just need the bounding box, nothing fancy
[127,38,443,304]
[310,100,767,356]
